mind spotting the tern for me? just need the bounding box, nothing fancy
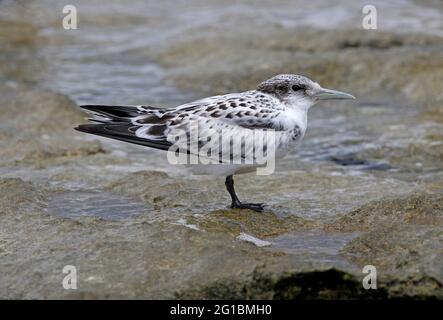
[76,74,355,212]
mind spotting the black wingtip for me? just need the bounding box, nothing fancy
[74,125,84,132]
[78,105,105,112]
[74,123,172,151]
[78,105,142,120]
[74,124,101,134]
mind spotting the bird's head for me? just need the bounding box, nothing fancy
[257,74,355,110]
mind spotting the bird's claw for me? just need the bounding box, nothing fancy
[231,202,265,212]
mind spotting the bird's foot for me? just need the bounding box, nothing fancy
[231,202,265,212]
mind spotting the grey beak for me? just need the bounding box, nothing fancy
[314,88,356,100]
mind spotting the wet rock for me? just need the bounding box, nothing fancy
[20,140,106,168]
[0,81,105,166]
[0,178,48,213]
[193,209,319,238]
[342,225,443,298]
[179,224,443,299]
[105,171,223,210]
[0,200,284,299]
[325,193,443,232]
[0,81,83,133]
[176,268,386,299]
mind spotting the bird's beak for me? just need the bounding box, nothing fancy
[314,88,356,100]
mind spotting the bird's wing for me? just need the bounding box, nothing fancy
[134,90,285,133]
[132,91,285,163]
[75,104,176,151]
[76,91,286,163]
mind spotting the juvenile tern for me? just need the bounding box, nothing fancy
[76,74,355,212]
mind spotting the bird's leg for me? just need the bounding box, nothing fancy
[225,175,241,206]
[225,175,264,212]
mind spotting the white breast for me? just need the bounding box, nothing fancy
[278,108,307,135]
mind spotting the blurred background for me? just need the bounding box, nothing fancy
[0,0,442,299]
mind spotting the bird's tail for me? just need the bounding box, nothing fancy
[74,105,171,151]
[78,105,145,123]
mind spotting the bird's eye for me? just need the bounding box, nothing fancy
[292,85,304,91]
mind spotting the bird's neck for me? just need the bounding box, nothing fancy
[280,103,308,134]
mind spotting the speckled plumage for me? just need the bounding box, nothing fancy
[77,76,315,173]
[76,74,355,211]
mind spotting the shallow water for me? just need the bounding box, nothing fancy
[47,191,147,219]
[267,231,361,267]
[2,0,443,104]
